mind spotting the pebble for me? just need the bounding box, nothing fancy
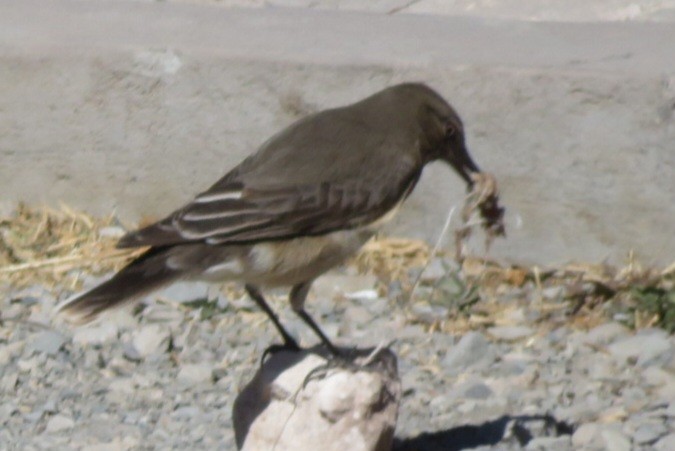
[156,281,210,303]
[600,427,631,451]
[0,340,25,365]
[540,285,565,301]
[441,331,492,371]
[461,382,494,400]
[666,402,675,417]
[633,421,668,445]
[130,324,170,358]
[177,364,213,385]
[418,258,449,282]
[46,414,75,433]
[30,330,68,356]
[97,226,126,238]
[572,422,601,448]
[409,303,449,323]
[655,433,675,451]
[345,289,379,301]
[172,406,202,419]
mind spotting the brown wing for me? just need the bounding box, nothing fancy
[117,161,420,248]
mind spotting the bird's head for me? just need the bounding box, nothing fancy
[383,83,481,186]
[412,84,481,186]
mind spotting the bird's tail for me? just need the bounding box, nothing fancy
[56,247,181,324]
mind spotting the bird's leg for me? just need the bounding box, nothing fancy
[245,284,299,351]
[289,282,340,356]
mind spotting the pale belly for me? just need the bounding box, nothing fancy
[198,228,375,287]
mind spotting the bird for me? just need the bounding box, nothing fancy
[57,82,483,355]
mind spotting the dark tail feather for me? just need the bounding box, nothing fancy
[57,247,181,323]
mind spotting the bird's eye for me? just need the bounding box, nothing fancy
[445,124,456,138]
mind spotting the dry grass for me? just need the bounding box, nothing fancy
[1,203,673,332]
[0,203,143,291]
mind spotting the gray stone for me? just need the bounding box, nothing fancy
[487,326,534,341]
[441,331,492,371]
[172,406,202,419]
[608,334,672,366]
[156,281,209,303]
[141,303,185,323]
[633,421,668,445]
[461,382,493,400]
[216,294,230,310]
[30,331,68,356]
[122,343,142,362]
[0,403,16,423]
[655,433,675,451]
[410,303,449,324]
[419,258,450,282]
[666,402,675,417]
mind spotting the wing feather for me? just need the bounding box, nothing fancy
[117,161,420,249]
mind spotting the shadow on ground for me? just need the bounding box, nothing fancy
[394,414,574,451]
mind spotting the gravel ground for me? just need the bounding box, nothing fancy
[1,263,674,450]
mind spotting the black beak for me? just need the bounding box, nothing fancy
[445,144,481,187]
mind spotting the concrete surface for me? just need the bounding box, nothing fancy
[90,0,675,22]
[1,0,674,266]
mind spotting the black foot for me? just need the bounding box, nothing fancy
[302,349,372,388]
[260,338,301,365]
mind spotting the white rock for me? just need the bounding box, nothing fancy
[345,289,379,301]
[234,347,400,451]
[46,414,74,433]
[97,226,126,238]
[131,324,170,358]
[177,363,213,384]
